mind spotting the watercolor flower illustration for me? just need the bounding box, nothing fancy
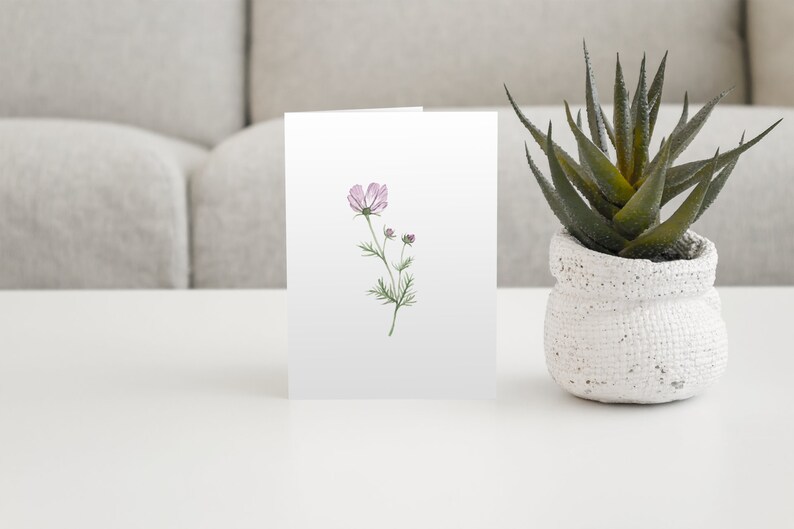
[348,182,417,336]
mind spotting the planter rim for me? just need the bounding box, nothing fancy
[549,230,718,300]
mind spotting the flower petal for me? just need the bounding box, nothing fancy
[365,183,382,207]
[368,184,388,212]
[370,200,388,213]
[347,184,365,212]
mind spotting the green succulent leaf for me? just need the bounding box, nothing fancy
[668,88,733,160]
[583,41,610,153]
[693,134,743,223]
[647,51,668,138]
[620,152,718,259]
[600,105,617,150]
[557,155,620,218]
[631,55,650,185]
[613,54,633,177]
[544,125,629,252]
[505,84,583,171]
[663,119,782,202]
[641,91,689,186]
[565,102,635,206]
[506,47,780,261]
[524,143,613,254]
[507,83,618,212]
[613,137,672,239]
[573,109,621,217]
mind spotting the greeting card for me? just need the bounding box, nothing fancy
[285,111,497,398]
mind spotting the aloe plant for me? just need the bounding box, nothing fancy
[506,43,781,259]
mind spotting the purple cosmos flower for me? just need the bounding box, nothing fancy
[384,227,395,238]
[402,233,416,244]
[347,183,388,215]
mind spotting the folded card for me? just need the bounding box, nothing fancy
[285,111,497,399]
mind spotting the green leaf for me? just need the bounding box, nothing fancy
[557,155,620,218]
[397,274,417,307]
[668,88,733,160]
[663,119,782,202]
[505,89,620,217]
[612,137,671,239]
[573,108,620,217]
[393,256,414,272]
[583,41,609,153]
[648,51,667,138]
[613,54,633,177]
[367,277,397,304]
[642,91,688,185]
[599,105,617,149]
[565,102,636,206]
[544,125,628,252]
[694,135,743,223]
[524,143,610,253]
[620,152,718,259]
[631,54,650,185]
[505,83,583,172]
[357,241,380,258]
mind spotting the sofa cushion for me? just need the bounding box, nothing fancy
[250,0,746,122]
[193,105,793,288]
[191,119,286,288]
[748,0,794,105]
[0,0,246,145]
[0,119,207,288]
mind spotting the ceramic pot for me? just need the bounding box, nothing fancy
[544,230,728,404]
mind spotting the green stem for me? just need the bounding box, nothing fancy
[365,215,395,292]
[388,305,398,336]
[397,243,407,296]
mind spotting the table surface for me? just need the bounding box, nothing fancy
[1,288,792,529]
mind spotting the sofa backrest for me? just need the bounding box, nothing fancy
[0,0,246,145]
[748,0,794,106]
[249,0,748,122]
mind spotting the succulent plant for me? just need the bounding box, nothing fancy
[505,43,781,259]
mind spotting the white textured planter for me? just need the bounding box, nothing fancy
[545,231,728,404]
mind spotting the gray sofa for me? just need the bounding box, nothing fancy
[1,0,792,288]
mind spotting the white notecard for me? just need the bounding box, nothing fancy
[285,111,498,399]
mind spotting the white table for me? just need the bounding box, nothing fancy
[1,288,792,528]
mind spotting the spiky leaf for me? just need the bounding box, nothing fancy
[524,143,613,253]
[668,88,732,160]
[545,124,628,252]
[571,110,621,217]
[631,55,650,184]
[613,54,633,177]
[620,152,718,258]
[647,51,667,137]
[565,102,635,206]
[583,41,609,152]
[600,105,617,149]
[613,137,672,239]
[505,84,583,171]
[557,156,620,218]
[663,119,782,202]
[672,92,689,136]
[641,91,689,186]
[693,135,743,223]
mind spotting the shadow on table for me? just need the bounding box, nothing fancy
[497,372,695,411]
[137,364,695,407]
